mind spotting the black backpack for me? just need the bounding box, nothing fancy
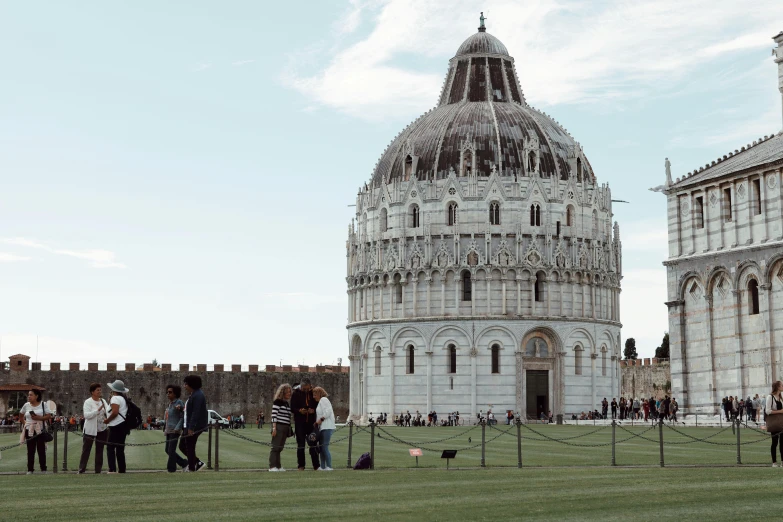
[353,452,372,470]
[119,397,143,432]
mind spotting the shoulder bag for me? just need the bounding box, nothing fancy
[766,395,783,435]
[39,403,54,443]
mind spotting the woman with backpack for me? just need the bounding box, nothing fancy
[103,379,130,473]
[312,386,335,471]
[766,381,783,467]
[20,389,52,474]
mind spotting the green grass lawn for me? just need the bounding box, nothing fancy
[0,467,781,521]
[0,423,774,474]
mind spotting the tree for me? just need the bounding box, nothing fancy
[624,338,638,360]
[655,333,670,359]
[151,359,161,368]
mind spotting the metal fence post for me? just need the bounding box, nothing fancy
[736,419,742,465]
[62,425,68,471]
[207,424,213,469]
[481,421,486,468]
[370,421,375,470]
[214,426,220,472]
[346,420,354,469]
[611,420,616,466]
[695,413,698,427]
[516,419,522,469]
[52,426,58,474]
[658,418,664,468]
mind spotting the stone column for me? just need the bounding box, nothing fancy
[731,180,739,247]
[348,289,353,323]
[362,353,369,421]
[610,354,617,398]
[581,283,586,317]
[761,284,775,385]
[412,278,418,317]
[529,279,535,316]
[380,281,385,319]
[731,289,745,397]
[400,281,407,318]
[349,354,360,419]
[516,352,524,418]
[591,351,597,409]
[388,351,396,417]
[486,275,491,315]
[776,169,783,240]
[441,278,446,316]
[703,186,711,251]
[516,277,522,315]
[389,280,394,319]
[470,348,478,421]
[704,294,717,412]
[455,275,461,313]
[760,174,769,242]
[667,300,689,411]
[501,277,507,315]
[426,350,433,414]
[471,275,476,316]
[591,284,596,320]
[689,191,696,253]
[425,276,432,316]
[546,275,552,316]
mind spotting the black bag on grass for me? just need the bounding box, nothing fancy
[353,452,372,470]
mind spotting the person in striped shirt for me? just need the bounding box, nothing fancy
[269,383,293,472]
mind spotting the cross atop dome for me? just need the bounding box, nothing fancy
[478,12,487,32]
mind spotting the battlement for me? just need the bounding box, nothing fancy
[619,358,669,368]
[8,356,348,374]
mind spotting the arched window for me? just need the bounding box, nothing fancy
[530,204,541,227]
[448,203,458,226]
[528,151,537,173]
[574,346,583,375]
[491,344,500,374]
[404,155,413,181]
[374,347,381,375]
[462,151,473,177]
[566,205,575,227]
[381,208,388,232]
[394,274,402,303]
[406,345,415,374]
[462,271,472,301]
[449,345,457,373]
[534,272,544,302]
[748,279,760,315]
[489,202,500,225]
[411,205,420,228]
[576,158,582,183]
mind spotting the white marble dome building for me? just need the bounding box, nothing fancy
[346,20,623,423]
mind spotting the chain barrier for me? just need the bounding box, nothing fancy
[664,423,768,446]
[221,424,349,451]
[520,423,620,447]
[615,424,665,443]
[375,424,511,452]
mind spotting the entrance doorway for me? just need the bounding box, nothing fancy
[526,370,548,420]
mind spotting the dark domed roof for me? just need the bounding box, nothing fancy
[368,23,594,187]
[455,31,509,57]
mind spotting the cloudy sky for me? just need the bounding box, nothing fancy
[1,1,781,367]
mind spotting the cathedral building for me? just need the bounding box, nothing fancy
[662,31,783,413]
[346,19,623,422]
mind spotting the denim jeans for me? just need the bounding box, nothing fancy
[165,433,188,472]
[319,429,333,469]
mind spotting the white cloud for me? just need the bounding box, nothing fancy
[193,62,212,72]
[1,238,126,269]
[285,0,783,120]
[0,252,30,262]
[231,59,255,66]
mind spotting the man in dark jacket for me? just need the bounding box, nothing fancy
[290,378,319,470]
[183,375,208,472]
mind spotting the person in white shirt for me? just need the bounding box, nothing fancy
[78,383,110,474]
[103,379,130,473]
[19,389,53,474]
[312,386,336,471]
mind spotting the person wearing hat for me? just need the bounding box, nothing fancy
[103,379,130,473]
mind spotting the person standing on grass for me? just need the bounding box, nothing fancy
[754,395,762,422]
[103,380,130,473]
[601,398,608,420]
[183,375,207,471]
[312,386,335,471]
[20,389,52,474]
[291,378,320,471]
[79,383,109,474]
[164,385,188,473]
[670,398,678,422]
[766,381,783,467]
[269,383,293,472]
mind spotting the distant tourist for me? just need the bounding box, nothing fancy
[766,381,783,467]
[183,375,207,471]
[291,378,320,470]
[104,379,130,473]
[164,384,188,473]
[610,398,617,419]
[269,383,293,472]
[79,383,109,474]
[601,398,608,419]
[312,386,335,471]
[20,389,52,474]
[670,398,678,422]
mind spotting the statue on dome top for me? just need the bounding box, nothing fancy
[479,12,487,31]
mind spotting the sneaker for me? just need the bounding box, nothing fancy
[107,471,118,474]
[196,461,206,472]
[268,468,279,472]
[26,472,33,475]
[77,469,86,475]
[325,467,334,471]
[278,468,286,472]
[773,462,780,468]
[181,465,188,472]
